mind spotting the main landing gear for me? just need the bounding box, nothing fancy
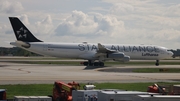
[81,60,104,66]
[155,60,159,66]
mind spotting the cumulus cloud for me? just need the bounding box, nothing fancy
[18,14,30,25]
[110,3,134,14]
[104,1,180,44]
[153,29,180,41]
[0,25,12,34]
[55,10,98,36]
[9,14,54,36]
[0,1,23,13]
[148,15,180,27]
[35,15,54,35]
[55,10,125,37]
[1,0,180,49]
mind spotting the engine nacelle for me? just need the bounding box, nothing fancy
[123,55,130,62]
[107,53,124,59]
[113,55,130,62]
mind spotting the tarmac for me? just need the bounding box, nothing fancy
[0,58,180,84]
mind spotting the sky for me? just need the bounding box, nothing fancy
[0,0,180,49]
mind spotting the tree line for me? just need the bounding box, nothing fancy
[0,47,41,56]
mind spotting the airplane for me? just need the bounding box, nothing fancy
[9,17,173,66]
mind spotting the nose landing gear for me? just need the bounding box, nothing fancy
[155,60,159,66]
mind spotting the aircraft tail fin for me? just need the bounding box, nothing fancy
[9,17,42,42]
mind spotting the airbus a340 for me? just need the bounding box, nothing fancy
[9,17,173,66]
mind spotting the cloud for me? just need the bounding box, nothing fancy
[0,0,180,49]
[110,3,134,14]
[165,4,180,16]
[10,14,54,36]
[35,15,54,35]
[0,25,12,34]
[55,10,98,36]
[154,28,180,41]
[37,15,52,25]
[148,15,180,27]
[0,1,23,14]
[55,10,125,37]
[18,14,30,25]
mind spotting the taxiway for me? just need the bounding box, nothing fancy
[0,60,180,84]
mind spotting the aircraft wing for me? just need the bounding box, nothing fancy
[95,43,130,62]
[97,43,116,53]
[95,43,117,58]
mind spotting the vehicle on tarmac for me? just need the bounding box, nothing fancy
[53,81,80,101]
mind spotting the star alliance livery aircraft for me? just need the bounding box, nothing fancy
[9,17,173,66]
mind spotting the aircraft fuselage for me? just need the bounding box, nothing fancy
[11,42,172,61]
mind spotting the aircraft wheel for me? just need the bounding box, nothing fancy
[155,60,159,66]
[89,63,93,66]
[83,62,88,66]
[94,62,99,66]
[99,62,104,66]
[155,63,159,66]
[88,60,94,66]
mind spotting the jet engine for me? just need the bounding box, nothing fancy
[107,53,124,58]
[108,52,130,62]
[113,55,130,62]
[123,55,130,62]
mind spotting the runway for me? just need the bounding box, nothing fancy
[0,61,180,84]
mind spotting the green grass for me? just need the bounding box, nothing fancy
[93,82,180,91]
[92,83,153,91]
[0,84,53,99]
[133,68,180,73]
[1,82,180,99]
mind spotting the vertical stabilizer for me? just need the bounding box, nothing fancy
[9,17,42,42]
